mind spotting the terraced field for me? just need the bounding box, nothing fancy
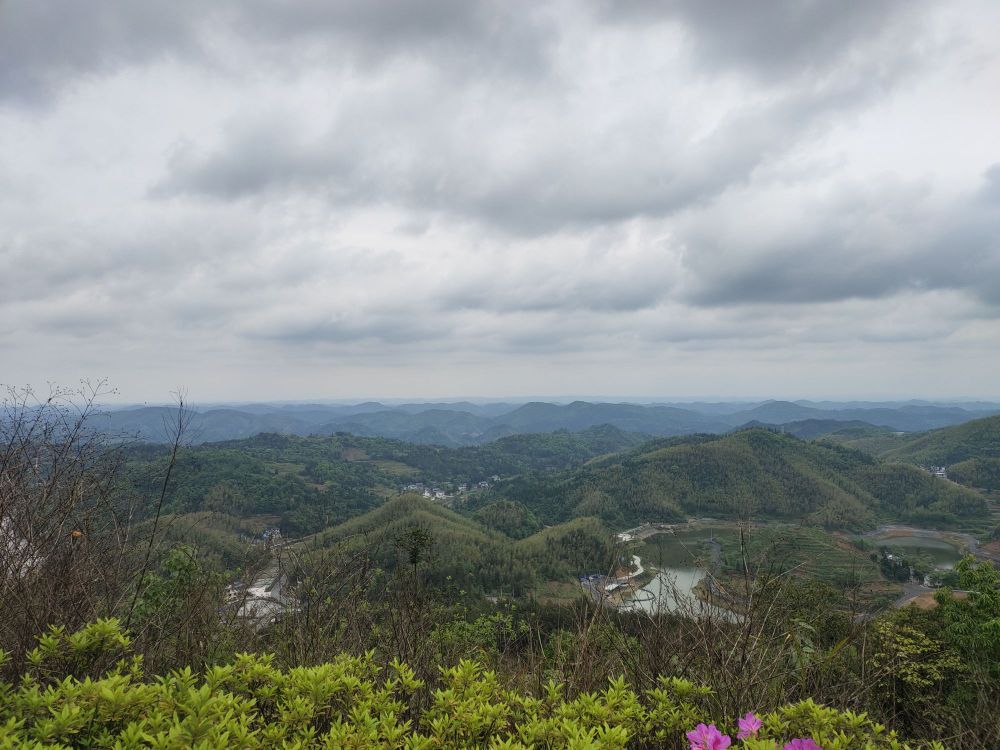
[638,526,738,568]
[738,526,883,583]
[639,524,883,584]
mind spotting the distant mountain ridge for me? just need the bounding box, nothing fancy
[739,419,894,440]
[95,399,1000,446]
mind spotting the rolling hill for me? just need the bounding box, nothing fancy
[490,429,986,530]
[308,494,613,593]
[879,415,1000,490]
[739,419,894,440]
[123,427,648,536]
[881,414,1000,464]
[487,401,726,435]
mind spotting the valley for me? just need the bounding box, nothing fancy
[6,394,1000,748]
[113,410,1000,616]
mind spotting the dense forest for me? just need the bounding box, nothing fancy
[880,414,1000,465]
[304,495,615,595]
[124,426,646,536]
[811,415,1000,492]
[485,429,986,530]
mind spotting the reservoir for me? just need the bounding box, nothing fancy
[621,567,705,614]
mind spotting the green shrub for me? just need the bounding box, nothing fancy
[0,621,942,749]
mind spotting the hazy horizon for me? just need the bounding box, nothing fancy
[95,395,1000,409]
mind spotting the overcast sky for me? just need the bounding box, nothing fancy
[2,1,999,402]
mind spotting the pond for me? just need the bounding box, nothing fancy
[620,567,705,614]
[873,535,963,569]
[619,566,737,621]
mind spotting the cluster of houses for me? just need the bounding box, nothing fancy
[403,476,501,505]
[924,466,948,479]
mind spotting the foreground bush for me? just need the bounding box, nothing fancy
[0,621,943,750]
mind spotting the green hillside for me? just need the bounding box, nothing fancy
[812,425,910,456]
[493,429,985,529]
[473,500,543,539]
[124,427,646,537]
[873,415,1000,491]
[949,457,1000,491]
[881,414,1000,465]
[308,495,613,594]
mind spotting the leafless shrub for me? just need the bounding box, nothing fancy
[0,381,135,672]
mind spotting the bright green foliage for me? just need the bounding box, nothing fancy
[870,620,965,689]
[934,556,1000,674]
[0,621,939,749]
[22,619,139,686]
[745,699,947,750]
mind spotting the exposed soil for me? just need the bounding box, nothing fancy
[904,590,968,610]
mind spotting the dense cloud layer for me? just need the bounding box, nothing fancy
[1,1,998,400]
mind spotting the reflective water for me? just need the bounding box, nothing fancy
[620,567,736,622]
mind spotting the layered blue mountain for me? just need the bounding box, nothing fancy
[95,399,1000,446]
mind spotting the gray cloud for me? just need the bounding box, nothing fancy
[0,1,203,103]
[153,56,907,235]
[0,0,552,104]
[2,0,999,399]
[678,167,1000,308]
[596,0,923,80]
[230,0,554,77]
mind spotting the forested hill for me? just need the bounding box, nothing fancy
[124,426,646,536]
[881,414,1000,464]
[879,415,1000,491]
[486,428,986,530]
[728,400,996,432]
[307,494,614,594]
[741,418,896,440]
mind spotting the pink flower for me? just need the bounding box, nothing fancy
[686,723,732,750]
[783,740,822,750]
[737,711,762,740]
